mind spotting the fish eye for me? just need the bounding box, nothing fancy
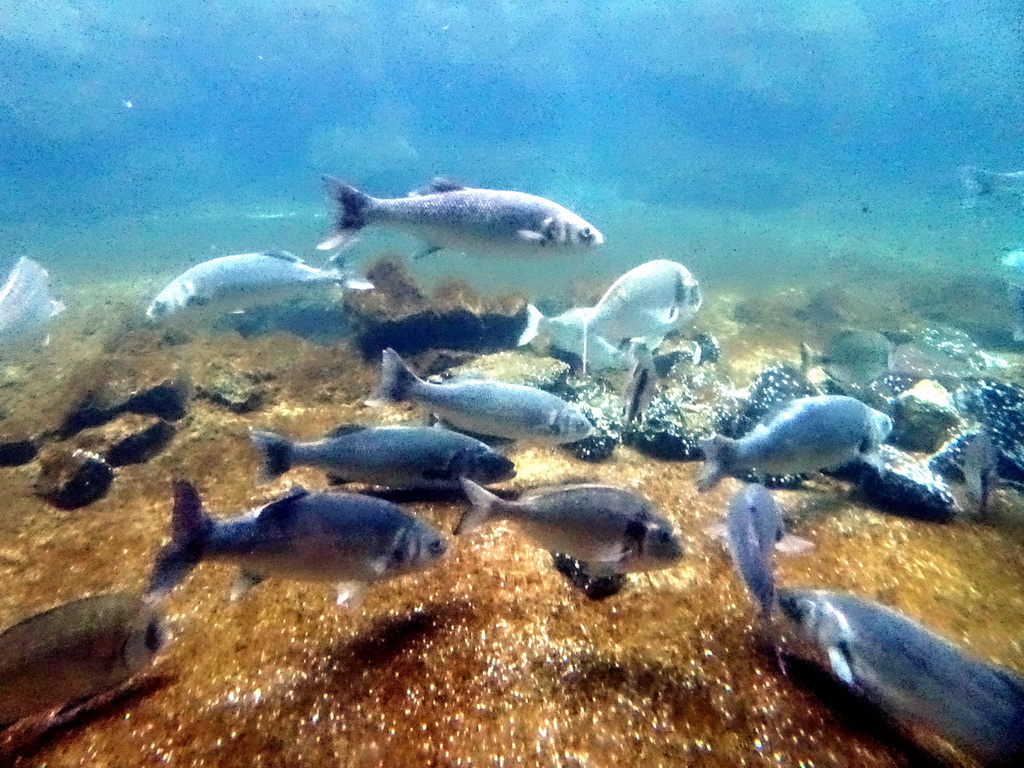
[655,529,672,543]
[144,619,164,653]
[429,538,446,557]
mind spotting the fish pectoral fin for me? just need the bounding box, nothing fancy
[230,570,265,600]
[776,534,814,555]
[517,229,546,243]
[703,522,727,542]
[827,642,856,686]
[336,581,367,607]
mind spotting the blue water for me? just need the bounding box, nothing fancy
[1,0,1022,300]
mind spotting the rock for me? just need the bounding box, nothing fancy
[74,415,175,467]
[951,379,1024,484]
[622,394,714,461]
[439,352,570,391]
[59,374,192,437]
[693,333,721,365]
[346,256,529,359]
[198,371,268,413]
[890,380,964,453]
[0,434,38,467]
[550,553,626,600]
[555,378,623,462]
[723,364,819,438]
[34,448,114,509]
[831,445,960,522]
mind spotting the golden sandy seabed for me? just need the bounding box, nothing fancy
[0,284,1022,768]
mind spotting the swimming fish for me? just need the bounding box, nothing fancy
[715,484,812,615]
[517,306,631,372]
[148,480,447,606]
[0,592,164,726]
[778,588,1024,766]
[800,329,893,389]
[317,177,603,257]
[698,395,893,491]
[366,348,593,444]
[458,479,684,577]
[250,425,516,488]
[961,430,998,520]
[960,165,1024,208]
[621,341,657,424]
[146,250,373,321]
[0,257,65,357]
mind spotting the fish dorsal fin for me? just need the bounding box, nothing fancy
[262,249,303,263]
[408,178,466,196]
[325,424,369,439]
[257,486,309,524]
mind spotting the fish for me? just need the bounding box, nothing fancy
[250,424,516,488]
[148,480,448,606]
[457,479,684,577]
[961,430,998,520]
[145,250,373,321]
[518,260,702,374]
[778,588,1024,766]
[0,257,65,357]
[621,341,657,424]
[960,165,1024,208]
[366,348,594,444]
[0,592,164,726]
[698,395,893,491]
[317,177,603,257]
[517,306,631,372]
[800,329,893,389]
[713,484,812,615]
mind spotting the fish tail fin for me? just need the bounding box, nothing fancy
[147,480,213,598]
[317,176,374,250]
[250,429,293,481]
[517,304,545,346]
[697,435,736,492]
[960,165,993,209]
[798,342,816,376]
[321,257,375,291]
[366,347,421,406]
[455,478,507,534]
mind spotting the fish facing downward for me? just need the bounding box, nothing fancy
[457,479,684,577]
[0,257,65,357]
[366,348,594,445]
[148,480,447,606]
[0,592,164,726]
[779,588,1024,766]
[698,395,893,492]
[318,177,603,257]
[146,250,373,321]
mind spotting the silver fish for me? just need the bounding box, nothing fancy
[0,257,65,357]
[250,424,515,488]
[800,329,893,389]
[458,479,684,577]
[779,588,1024,766]
[962,431,998,521]
[517,306,631,372]
[146,250,373,321]
[366,348,593,445]
[0,592,164,726]
[720,484,812,615]
[622,341,657,424]
[318,177,603,257]
[960,165,1024,208]
[148,480,447,606]
[698,395,893,491]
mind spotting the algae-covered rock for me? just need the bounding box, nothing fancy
[551,553,626,600]
[0,433,38,467]
[198,371,268,413]
[74,415,175,467]
[439,351,570,391]
[554,378,623,462]
[59,374,192,437]
[890,380,964,453]
[34,448,114,509]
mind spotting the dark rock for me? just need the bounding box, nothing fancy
[722,364,819,438]
[550,377,623,463]
[34,448,114,509]
[622,395,709,461]
[346,256,529,359]
[936,380,1024,485]
[198,372,267,413]
[122,377,192,421]
[890,380,963,454]
[831,445,960,522]
[59,375,192,437]
[105,418,175,467]
[693,333,721,365]
[0,434,38,467]
[551,553,626,600]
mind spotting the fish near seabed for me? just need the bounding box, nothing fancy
[0,592,164,727]
[317,177,604,258]
[145,250,373,321]
[148,480,448,606]
[517,306,631,372]
[0,257,65,357]
[778,588,1024,766]
[457,479,684,578]
[698,395,893,491]
[960,165,1024,208]
[366,348,594,444]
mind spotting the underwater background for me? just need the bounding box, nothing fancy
[3,1,1024,767]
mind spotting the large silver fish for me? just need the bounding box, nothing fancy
[698,395,893,491]
[458,479,684,577]
[0,257,65,357]
[317,177,603,257]
[250,424,516,488]
[146,250,372,321]
[366,348,593,445]
[517,306,631,372]
[779,588,1024,766]
[0,592,164,726]
[148,480,447,606]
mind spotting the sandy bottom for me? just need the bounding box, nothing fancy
[1,198,1023,767]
